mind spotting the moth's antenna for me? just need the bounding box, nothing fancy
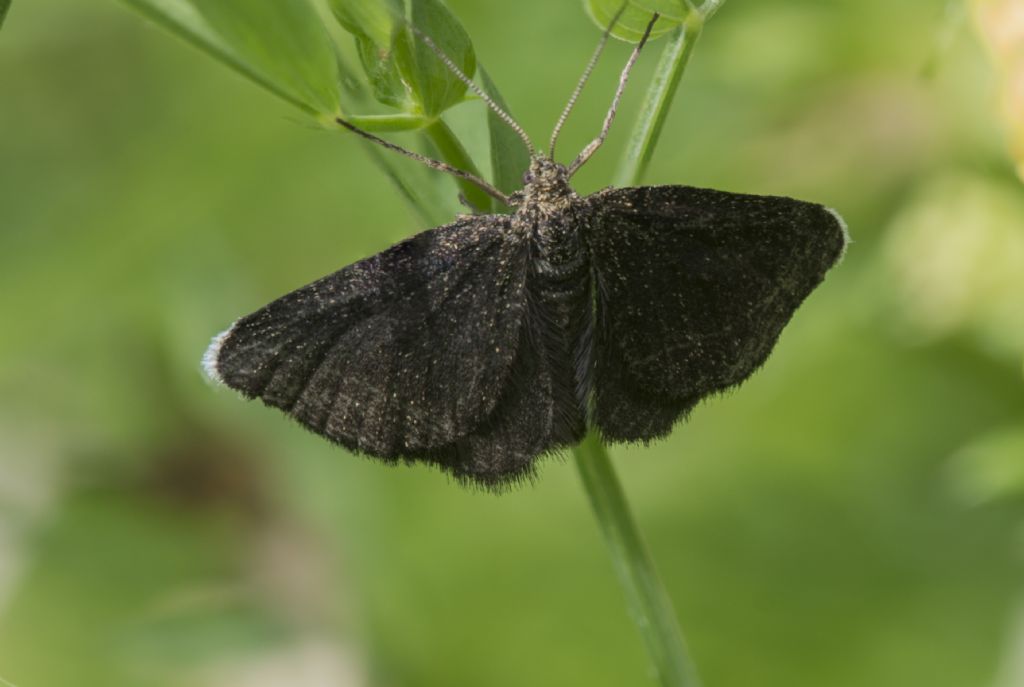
[336,117,511,206]
[410,26,536,156]
[549,3,628,160]
[568,13,659,177]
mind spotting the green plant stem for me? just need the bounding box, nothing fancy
[422,118,494,212]
[699,0,725,20]
[573,434,701,687]
[573,6,722,687]
[348,113,429,132]
[614,15,704,187]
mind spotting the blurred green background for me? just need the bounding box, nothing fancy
[2,1,1023,686]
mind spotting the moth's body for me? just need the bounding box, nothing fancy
[515,157,592,441]
[205,149,848,487]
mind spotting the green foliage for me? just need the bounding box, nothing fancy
[329,0,522,210]
[950,426,1024,505]
[395,0,476,117]
[121,0,519,211]
[192,0,340,117]
[0,0,10,31]
[120,0,339,117]
[586,0,689,41]
[330,0,407,108]
[331,0,476,117]
[480,66,531,195]
[614,21,702,186]
[330,0,398,50]
[883,173,1024,360]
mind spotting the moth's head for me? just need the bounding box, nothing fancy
[519,156,573,206]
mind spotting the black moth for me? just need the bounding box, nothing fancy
[203,12,849,488]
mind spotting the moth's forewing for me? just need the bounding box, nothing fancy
[208,215,548,484]
[583,185,848,441]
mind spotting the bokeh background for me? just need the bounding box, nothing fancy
[2,1,1023,686]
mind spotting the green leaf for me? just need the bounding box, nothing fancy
[423,119,493,213]
[121,0,340,118]
[394,0,476,117]
[480,66,530,197]
[329,0,408,109]
[331,0,476,117]
[193,0,341,116]
[631,0,690,21]
[0,0,11,31]
[584,0,689,42]
[122,0,314,115]
[329,0,398,47]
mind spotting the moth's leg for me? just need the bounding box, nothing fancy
[458,192,485,215]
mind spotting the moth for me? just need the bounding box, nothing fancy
[203,12,849,488]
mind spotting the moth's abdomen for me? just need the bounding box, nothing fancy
[527,213,593,445]
[531,213,590,326]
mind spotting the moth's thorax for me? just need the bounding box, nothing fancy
[514,156,577,217]
[514,156,582,268]
[515,157,588,301]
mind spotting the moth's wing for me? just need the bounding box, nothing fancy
[206,214,543,483]
[584,185,848,441]
[435,310,585,487]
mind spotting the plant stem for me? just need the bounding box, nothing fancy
[348,113,430,132]
[614,16,704,187]
[573,6,722,686]
[699,0,726,20]
[573,434,702,687]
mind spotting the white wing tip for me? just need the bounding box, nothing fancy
[202,324,234,386]
[826,206,852,261]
